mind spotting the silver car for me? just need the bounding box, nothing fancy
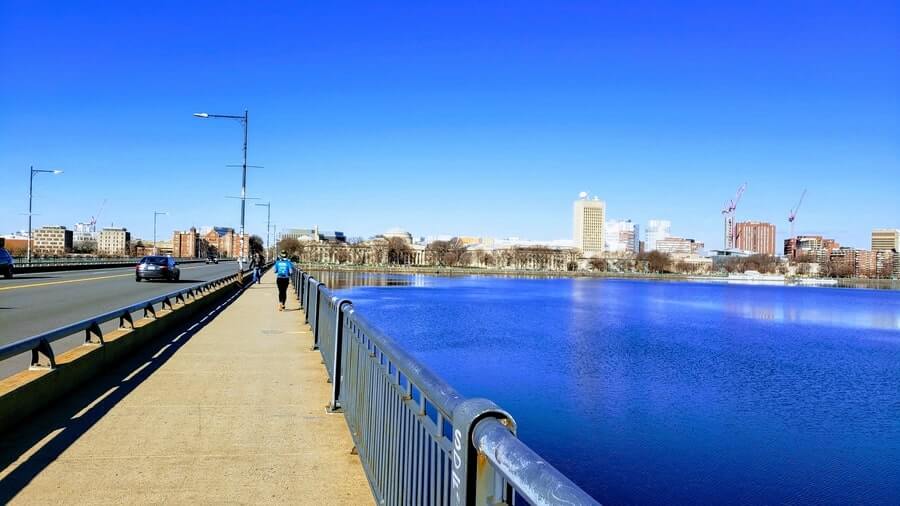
[136,256,180,282]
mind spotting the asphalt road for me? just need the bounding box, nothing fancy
[0,261,240,348]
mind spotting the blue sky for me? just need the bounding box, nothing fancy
[1,1,897,249]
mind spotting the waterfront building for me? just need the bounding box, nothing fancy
[97,227,131,256]
[32,226,73,256]
[656,237,704,258]
[784,235,840,262]
[605,219,639,255]
[573,193,606,256]
[735,221,776,256]
[871,229,900,251]
[0,235,29,255]
[282,226,347,243]
[645,220,671,251]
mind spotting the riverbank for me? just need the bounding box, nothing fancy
[299,263,900,290]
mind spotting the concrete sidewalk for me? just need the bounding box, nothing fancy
[0,270,372,504]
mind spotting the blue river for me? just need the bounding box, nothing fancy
[331,275,900,504]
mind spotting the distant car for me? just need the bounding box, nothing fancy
[205,256,219,264]
[136,255,180,282]
[0,248,13,279]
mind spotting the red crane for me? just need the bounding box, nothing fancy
[788,189,806,238]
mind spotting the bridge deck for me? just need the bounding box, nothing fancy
[0,271,371,504]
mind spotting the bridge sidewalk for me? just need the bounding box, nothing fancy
[0,270,372,504]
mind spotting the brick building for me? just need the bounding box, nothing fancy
[735,221,776,256]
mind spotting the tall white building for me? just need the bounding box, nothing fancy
[645,220,671,251]
[605,219,640,254]
[573,192,606,256]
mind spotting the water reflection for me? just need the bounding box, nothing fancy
[307,270,429,290]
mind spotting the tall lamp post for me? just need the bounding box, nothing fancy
[193,110,250,264]
[153,211,168,255]
[255,202,271,261]
[27,166,63,263]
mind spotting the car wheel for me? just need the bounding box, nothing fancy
[4,271,12,279]
[135,276,142,282]
[175,272,180,282]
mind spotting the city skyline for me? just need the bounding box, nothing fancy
[1,2,898,249]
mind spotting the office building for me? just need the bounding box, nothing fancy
[97,227,131,256]
[871,229,900,252]
[605,219,640,255]
[656,237,704,257]
[32,226,73,256]
[573,193,606,256]
[645,220,671,251]
[735,221,776,256]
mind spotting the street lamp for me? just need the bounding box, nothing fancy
[193,109,250,264]
[153,211,168,255]
[27,166,64,263]
[225,195,259,264]
[255,202,271,261]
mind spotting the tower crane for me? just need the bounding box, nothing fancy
[89,199,107,233]
[721,183,747,249]
[788,189,806,238]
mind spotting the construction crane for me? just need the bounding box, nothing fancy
[721,182,747,249]
[788,189,806,238]
[89,199,107,233]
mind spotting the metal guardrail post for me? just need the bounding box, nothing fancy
[312,281,327,350]
[450,399,516,506]
[328,298,352,412]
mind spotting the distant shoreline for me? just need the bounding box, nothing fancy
[300,264,900,291]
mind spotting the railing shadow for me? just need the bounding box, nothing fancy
[0,283,246,502]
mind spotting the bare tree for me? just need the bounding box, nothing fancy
[589,257,607,271]
[426,240,451,267]
[387,237,411,265]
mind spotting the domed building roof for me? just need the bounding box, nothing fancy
[383,228,413,242]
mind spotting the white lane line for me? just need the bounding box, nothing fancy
[152,344,172,359]
[188,323,199,330]
[172,332,187,342]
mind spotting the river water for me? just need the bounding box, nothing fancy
[330,274,900,504]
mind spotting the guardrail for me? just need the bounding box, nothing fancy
[0,271,243,370]
[291,268,598,506]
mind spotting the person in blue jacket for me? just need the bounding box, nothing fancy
[274,250,293,311]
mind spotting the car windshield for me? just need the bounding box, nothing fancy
[141,256,169,265]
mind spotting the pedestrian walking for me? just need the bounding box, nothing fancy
[249,253,259,285]
[274,250,293,311]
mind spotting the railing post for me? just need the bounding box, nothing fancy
[312,281,327,350]
[328,299,352,412]
[450,399,516,506]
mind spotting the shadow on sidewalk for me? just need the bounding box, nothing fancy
[0,283,250,502]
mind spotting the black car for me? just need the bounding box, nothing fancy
[205,255,219,264]
[0,248,13,279]
[136,255,180,282]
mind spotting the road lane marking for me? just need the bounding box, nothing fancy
[0,264,230,292]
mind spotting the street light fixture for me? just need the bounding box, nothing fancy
[153,211,168,255]
[193,109,250,264]
[255,202,271,262]
[27,166,64,263]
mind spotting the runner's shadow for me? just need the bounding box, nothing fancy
[0,283,247,502]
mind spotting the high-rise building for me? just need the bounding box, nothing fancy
[32,226,73,255]
[573,193,606,256]
[645,220,671,251]
[735,221,776,256]
[97,228,131,256]
[784,235,840,262]
[605,219,639,255]
[871,229,900,252]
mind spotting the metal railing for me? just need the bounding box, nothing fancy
[290,268,598,506]
[0,271,245,370]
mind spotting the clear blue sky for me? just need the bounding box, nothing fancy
[1,1,897,249]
